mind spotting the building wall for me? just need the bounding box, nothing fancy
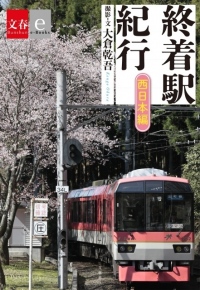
[9,207,44,262]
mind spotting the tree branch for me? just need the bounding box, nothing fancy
[0,173,7,188]
[16,157,26,183]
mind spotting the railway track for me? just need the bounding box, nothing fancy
[70,257,125,290]
[70,257,200,290]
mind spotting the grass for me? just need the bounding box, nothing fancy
[3,259,72,290]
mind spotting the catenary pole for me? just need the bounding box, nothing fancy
[57,70,67,290]
[28,198,34,290]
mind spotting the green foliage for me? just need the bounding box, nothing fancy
[9,0,35,8]
[182,144,200,228]
[163,114,189,153]
[9,0,68,33]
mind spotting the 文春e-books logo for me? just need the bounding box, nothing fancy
[29,10,51,39]
[6,9,29,39]
[6,9,51,39]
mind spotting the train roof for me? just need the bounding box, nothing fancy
[123,168,167,178]
[68,185,107,198]
[68,174,190,199]
[118,175,189,184]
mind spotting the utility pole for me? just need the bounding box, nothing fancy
[57,70,67,290]
[28,198,34,290]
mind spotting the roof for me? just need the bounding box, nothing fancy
[68,170,189,198]
[123,168,167,178]
[68,185,107,198]
[118,175,189,184]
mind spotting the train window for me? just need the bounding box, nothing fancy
[103,199,107,224]
[117,181,144,193]
[72,202,79,222]
[78,201,82,222]
[116,193,145,231]
[70,202,73,222]
[82,201,87,222]
[115,181,193,232]
[85,200,97,223]
[146,181,163,193]
[164,193,192,231]
[93,200,97,223]
[164,181,192,193]
[87,200,92,223]
[146,193,164,231]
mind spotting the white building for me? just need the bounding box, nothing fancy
[9,206,44,262]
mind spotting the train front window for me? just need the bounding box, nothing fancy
[164,194,192,231]
[115,180,193,232]
[146,181,164,231]
[116,193,145,231]
[146,193,164,231]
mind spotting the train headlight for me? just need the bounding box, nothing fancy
[173,244,190,253]
[183,246,190,253]
[118,244,136,253]
[127,245,134,252]
[175,246,182,253]
[119,245,126,252]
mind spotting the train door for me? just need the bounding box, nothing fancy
[97,198,103,243]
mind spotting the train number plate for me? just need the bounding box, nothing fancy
[56,186,69,193]
[165,223,183,229]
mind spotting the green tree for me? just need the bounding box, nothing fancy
[182,143,200,229]
[162,0,200,158]
[9,0,68,33]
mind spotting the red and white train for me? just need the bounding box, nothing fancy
[67,168,194,289]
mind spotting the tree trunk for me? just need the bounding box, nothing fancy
[0,200,19,265]
[0,237,9,265]
[0,260,5,289]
